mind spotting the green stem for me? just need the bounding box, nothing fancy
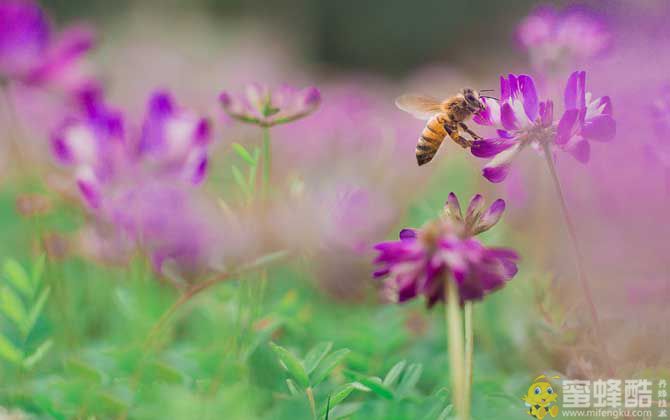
[463,302,473,420]
[306,386,317,420]
[446,278,465,420]
[541,144,599,325]
[541,144,615,375]
[262,126,271,198]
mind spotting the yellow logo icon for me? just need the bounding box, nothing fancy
[522,375,560,419]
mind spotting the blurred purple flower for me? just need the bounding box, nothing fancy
[0,0,94,89]
[472,71,615,182]
[52,90,212,209]
[219,83,320,127]
[372,194,518,306]
[516,5,611,70]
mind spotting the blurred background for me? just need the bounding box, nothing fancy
[0,0,668,419]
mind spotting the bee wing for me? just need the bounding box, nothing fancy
[395,94,442,120]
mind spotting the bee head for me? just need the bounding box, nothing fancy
[461,88,486,113]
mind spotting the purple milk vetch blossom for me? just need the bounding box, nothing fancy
[516,5,611,70]
[0,0,95,89]
[372,194,518,306]
[471,71,615,182]
[219,83,320,127]
[51,90,212,208]
[50,90,220,277]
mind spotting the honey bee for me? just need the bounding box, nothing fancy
[396,88,489,166]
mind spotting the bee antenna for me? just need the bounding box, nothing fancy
[480,95,499,101]
[479,89,495,93]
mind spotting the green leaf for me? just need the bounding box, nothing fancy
[0,334,22,364]
[322,384,354,417]
[286,379,299,396]
[232,143,256,165]
[436,404,453,420]
[269,342,309,388]
[349,375,394,400]
[231,165,250,194]
[0,286,27,328]
[304,341,332,375]
[310,348,350,386]
[3,259,32,297]
[23,286,50,335]
[22,339,53,369]
[397,363,423,396]
[65,358,104,384]
[327,402,363,420]
[383,360,406,387]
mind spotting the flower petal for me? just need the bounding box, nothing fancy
[445,192,462,220]
[471,137,517,158]
[539,100,554,126]
[564,70,586,110]
[565,136,591,163]
[519,75,539,121]
[500,103,520,131]
[399,228,417,241]
[475,199,506,234]
[556,109,579,145]
[582,115,616,142]
[465,194,484,224]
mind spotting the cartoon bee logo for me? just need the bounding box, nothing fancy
[522,375,560,419]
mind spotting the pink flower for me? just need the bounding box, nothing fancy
[219,83,320,127]
[51,90,212,209]
[372,193,518,306]
[472,71,615,182]
[516,5,611,70]
[0,0,94,90]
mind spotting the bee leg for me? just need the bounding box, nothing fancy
[444,124,472,149]
[459,122,482,140]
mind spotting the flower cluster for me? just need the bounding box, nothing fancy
[219,83,320,127]
[0,0,94,90]
[516,5,611,71]
[51,90,217,275]
[52,90,211,208]
[472,71,615,182]
[372,194,518,306]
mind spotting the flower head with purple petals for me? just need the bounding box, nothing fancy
[516,5,611,71]
[372,193,518,306]
[219,83,320,127]
[0,0,94,89]
[472,71,615,182]
[51,90,212,209]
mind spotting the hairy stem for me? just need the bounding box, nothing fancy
[541,144,599,324]
[262,126,271,198]
[542,144,614,375]
[446,278,466,420]
[463,301,473,420]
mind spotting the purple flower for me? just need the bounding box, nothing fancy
[219,83,320,127]
[443,192,506,237]
[471,71,615,182]
[372,193,518,306]
[51,90,212,209]
[516,5,611,70]
[373,221,518,306]
[0,0,94,88]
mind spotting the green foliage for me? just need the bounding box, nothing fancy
[0,256,52,370]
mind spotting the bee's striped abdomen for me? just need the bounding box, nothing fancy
[416,114,448,166]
